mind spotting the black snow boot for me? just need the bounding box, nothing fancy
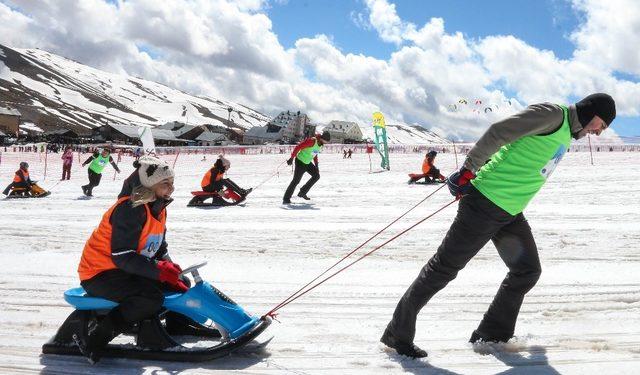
[73,309,126,364]
[380,328,428,358]
[297,192,311,200]
[469,329,509,344]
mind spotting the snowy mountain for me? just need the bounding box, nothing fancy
[0,44,270,134]
[0,44,453,144]
[362,123,450,144]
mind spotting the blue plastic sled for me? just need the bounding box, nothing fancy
[42,262,271,362]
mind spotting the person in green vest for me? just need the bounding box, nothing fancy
[81,148,121,196]
[381,93,616,358]
[282,131,331,204]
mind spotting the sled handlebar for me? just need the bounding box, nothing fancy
[180,261,208,284]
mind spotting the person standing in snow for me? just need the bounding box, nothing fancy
[381,93,616,358]
[61,146,73,180]
[282,131,331,204]
[81,148,120,196]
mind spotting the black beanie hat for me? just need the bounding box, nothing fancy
[320,130,331,142]
[575,93,616,127]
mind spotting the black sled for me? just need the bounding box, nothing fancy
[42,262,271,362]
[187,188,251,207]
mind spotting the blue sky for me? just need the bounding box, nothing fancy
[2,0,636,139]
[267,0,637,137]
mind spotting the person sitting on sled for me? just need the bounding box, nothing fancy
[200,155,251,200]
[74,156,188,364]
[2,161,50,197]
[408,151,445,184]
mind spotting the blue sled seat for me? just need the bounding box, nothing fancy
[64,287,181,311]
[64,287,119,310]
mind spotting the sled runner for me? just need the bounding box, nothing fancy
[407,174,446,185]
[42,262,271,362]
[4,184,51,198]
[187,189,250,207]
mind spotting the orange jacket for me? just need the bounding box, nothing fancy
[78,196,167,281]
[421,158,434,174]
[201,168,224,189]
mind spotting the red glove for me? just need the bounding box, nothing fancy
[157,260,181,285]
[175,279,189,292]
[447,168,476,197]
[157,261,189,292]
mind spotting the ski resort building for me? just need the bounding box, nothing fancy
[0,107,21,137]
[324,121,363,144]
[92,123,188,146]
[244,110,315,144]
[159,122,244,145]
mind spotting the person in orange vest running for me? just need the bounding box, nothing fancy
[408,151,445,184]
[200,155,251,200]
[282,131,331,204]
[73,156,187,364]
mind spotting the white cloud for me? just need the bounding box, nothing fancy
[0,0,638,140]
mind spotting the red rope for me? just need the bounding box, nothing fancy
[264,195,458,319]
[266,184,447,315]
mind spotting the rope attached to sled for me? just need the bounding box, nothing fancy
[252,160,286,191]
[264,184,456,319]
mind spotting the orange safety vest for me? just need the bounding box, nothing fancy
[200,168,224,189]
[421,159,431,174]
[13,170,28,183]
[78,196,167,281]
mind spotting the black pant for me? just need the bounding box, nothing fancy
[386,186,541,343]
[82,169,102,194]
[203,178,245,195]
[3,181,29,195]
[283,159,320,200]
[62,164,71,180]
[81,269,165,324]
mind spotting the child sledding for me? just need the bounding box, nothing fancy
[407,151,446,184]
[188,155,252,207]
[3,162,51,198]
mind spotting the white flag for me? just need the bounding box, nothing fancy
[138,126,156,155]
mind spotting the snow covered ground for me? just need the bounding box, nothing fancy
[0,149,639,374]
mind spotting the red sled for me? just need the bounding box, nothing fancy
[187,189,247,207]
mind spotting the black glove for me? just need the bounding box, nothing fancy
[286,158,293,166]
[446,167,476,197]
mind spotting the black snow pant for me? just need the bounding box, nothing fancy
[386,185,541,344]
[81,269,166,325]
[3,181,29,195]
[283,158,320,201]
[62,164,71,180]
[82,169,102,195]
[203,178,245,195]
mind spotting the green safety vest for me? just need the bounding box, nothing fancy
[471,105,572,215]
[296,139,322,164]
[89,154,110,174]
